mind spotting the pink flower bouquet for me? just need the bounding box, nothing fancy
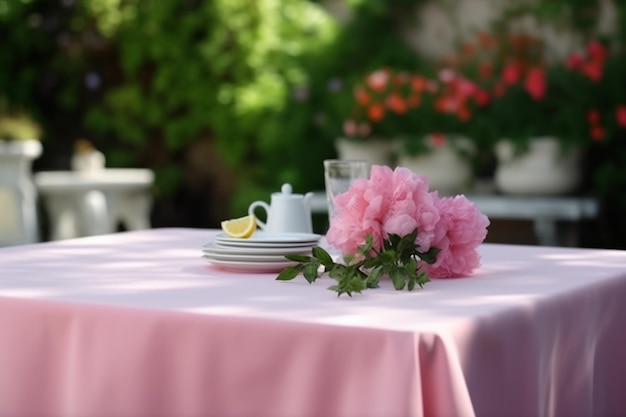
[327,165,489,278]
[277,165,489,296]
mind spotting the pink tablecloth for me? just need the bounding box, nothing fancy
[1,228,625,417]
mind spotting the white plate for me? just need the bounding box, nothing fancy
[214,240,318,249]
[215,231,321,247]
[203,257,297,273]
[203,252,298,263]
[202,242,313,256]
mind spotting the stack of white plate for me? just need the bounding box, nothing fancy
[202,231,321,273]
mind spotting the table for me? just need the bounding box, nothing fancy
[34,169,154,240]
[312,192,599,246]
[1,228,625,417]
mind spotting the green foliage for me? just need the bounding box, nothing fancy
[80,0,338,198]
[0,0,84,143]
[277,229,439,297]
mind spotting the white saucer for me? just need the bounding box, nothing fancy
[203,242,313,256]
[215,231,321,248]
[203,257,296,273]
[203,252,292,263]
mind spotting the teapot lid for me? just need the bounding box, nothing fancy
[273,183,301,198]
[281,183,293,194]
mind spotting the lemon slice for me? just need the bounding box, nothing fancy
[220,215,257,238]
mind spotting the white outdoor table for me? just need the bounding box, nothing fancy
[312,192,599,246]
[34,168,154,240]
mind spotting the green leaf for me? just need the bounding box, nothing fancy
[366,266,383,288]
[405,258,417,273]
[378,250,396,264]
[343,253,357,265]
[388,233,402,248]
[418,247,441,265]
[415,271,430,288]
[390,268,406,290]
[276,266,300,281]
[312,246,334,269]
[278,230,434,296]
[303,262,320,283]
[285,254,311,263]
[407,275,416,291]
[358,235,374,255]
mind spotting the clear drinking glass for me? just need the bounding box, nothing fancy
[323,159,370,224]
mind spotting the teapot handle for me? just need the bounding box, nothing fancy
[248,201,270,231]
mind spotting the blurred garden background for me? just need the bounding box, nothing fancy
[2,0,626,248]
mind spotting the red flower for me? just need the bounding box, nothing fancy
[354,86,371,106]
[367,103,385,122]
[502,62,522,85]
[386,93,408,114]
[435,96,459,114]
[457,106,472,122]
[587,109,601,124]
[587,41,609,62]
[393,72,410,88]
[566,52,583,70]
[478,62,493,80]
[616,105,626,128]
[590,125,606,142]
[473,89,491,107]
[411,76,426,92]
[581,60,604,82]
[524,66,546,101]
[477,31,496,49]
[430,132,446,147]
[407,94,421,108]
[493,82,507,98]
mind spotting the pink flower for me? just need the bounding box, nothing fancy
[326,165,438,254]
[357,122,372,136]
[421,193,490,278]
[439,68,456,83]
[366,69,390,93]
[382,167,439,251]
[326,166,489,280]
[342,119,357,137]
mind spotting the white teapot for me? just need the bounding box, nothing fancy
[248,184,314,234]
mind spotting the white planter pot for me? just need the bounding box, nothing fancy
[0,139,42,246]
[397,135,473,194]
[495,137,581,195]
[335,137,396,167]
